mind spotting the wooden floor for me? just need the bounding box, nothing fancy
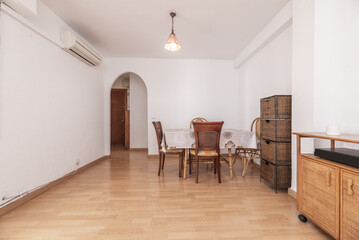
[0,147,333,240]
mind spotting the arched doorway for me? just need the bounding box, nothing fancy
[110,72,148,151]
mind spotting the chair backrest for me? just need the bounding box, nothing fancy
[152,121,164,151]
[250,117,260,139]
[193,122,224,151]
[190,117,208,129]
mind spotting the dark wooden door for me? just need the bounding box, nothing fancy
[111,89,127,145]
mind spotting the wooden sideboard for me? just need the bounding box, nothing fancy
[294,132,359,240]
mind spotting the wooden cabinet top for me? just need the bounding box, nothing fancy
[293,132,359,144]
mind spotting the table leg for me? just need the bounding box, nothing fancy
[228,148,233,178]
[183,149,188,179]
[242,152,248,177]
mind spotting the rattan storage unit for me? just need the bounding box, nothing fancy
[260,95,292,192]
[294,133,359,240]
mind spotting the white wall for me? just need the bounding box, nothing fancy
[313,0,359,135]
[112,79,128,89]
[0,2,104,205]
[129,73,148,149]
[236,26,292,130]
[290,0,315,192]
[103,58,238,155]
[290,0,359,192]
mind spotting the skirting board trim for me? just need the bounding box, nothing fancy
[0,155,110,217]
[130,148,148,151]
[288,188,297,199]
[252,161,260,170]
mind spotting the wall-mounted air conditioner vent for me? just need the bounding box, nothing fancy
[3,0,37,17]
[60,30,102,67]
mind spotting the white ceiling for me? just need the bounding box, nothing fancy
[42,0,289,59]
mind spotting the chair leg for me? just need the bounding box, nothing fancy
[242,157,248,177]
[196,156,199,183]
[213,159,217,174]
[158,153,162,176]
[183,151,185,175]
[189,155,192,175]
[178,153,182,178]
[242,152,255,177]
[162,154,166,169]
[233,148,239,164]
[217,155,221,183]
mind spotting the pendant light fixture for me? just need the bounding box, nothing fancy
[165,12,181,52]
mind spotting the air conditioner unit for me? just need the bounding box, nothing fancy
[3,0,37,17]
[60,30,102,67]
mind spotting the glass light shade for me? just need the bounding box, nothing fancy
[165,33,181,51]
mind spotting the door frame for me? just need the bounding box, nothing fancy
[110,89,130,149]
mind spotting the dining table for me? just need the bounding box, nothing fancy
[162,129,258,179]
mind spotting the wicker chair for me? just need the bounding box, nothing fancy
[188,117,209,174]
[152,121,184,177]
[234,117,260,176]
[190,121,224,183]
[190,117,208,129]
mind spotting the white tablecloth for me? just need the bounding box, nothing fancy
[163,129,258,150]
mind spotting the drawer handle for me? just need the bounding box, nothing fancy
[266,120,270,123]
[265,99,270,102]
[266,140,270,144]
[326,172,331,186]
[348,179,354,195]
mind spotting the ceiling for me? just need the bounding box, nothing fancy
[42,0,289,59]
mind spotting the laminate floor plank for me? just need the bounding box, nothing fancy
[0,148,332,239]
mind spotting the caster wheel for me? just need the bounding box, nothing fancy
[298,214,307,223]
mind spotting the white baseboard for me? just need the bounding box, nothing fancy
[288,188,297,199]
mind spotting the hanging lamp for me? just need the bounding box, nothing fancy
[165,12,181,52]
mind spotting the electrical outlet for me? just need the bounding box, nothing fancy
[76,159,80,166]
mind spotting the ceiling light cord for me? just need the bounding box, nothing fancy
[171,15,174,34]
[170,12,176,35]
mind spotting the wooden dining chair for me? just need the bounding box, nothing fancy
[190,121,224,183]
[152,121,184,177]
[188,117,209,174]
[189,117,208,129]
[234,117,260,176]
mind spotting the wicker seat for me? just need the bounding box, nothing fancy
[152,121,184,177]
[160,148,183,153]
[189,150,218,156]
[234,117,260,176]
[190,121,224,183]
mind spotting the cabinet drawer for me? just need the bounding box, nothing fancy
[261,140,291,165]
[261,119,291,141]
[341,170,359,240]
[299,156,339,239]
[261,159,275,186]
[260,159,291,189]
[260,95,291,119]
